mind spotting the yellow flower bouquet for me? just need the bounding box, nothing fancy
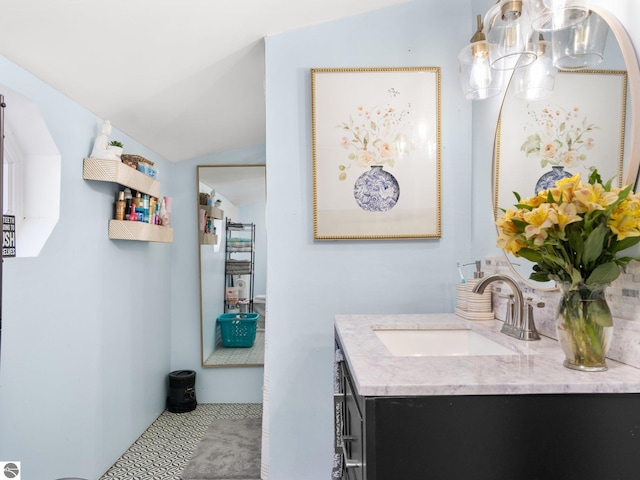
[496,170,640,370]
[497,170,640,286]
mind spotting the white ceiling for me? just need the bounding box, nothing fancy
[199,165,265,207]
[0,0,411,162]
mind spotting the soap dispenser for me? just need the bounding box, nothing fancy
[459,260,493,320]
[465,261,484,280]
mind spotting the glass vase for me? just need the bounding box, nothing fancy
[555,283,613,372]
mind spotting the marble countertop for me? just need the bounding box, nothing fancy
[335,313,640,396]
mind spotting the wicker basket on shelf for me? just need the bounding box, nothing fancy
[199,193,210,206]
[121,154,155,169]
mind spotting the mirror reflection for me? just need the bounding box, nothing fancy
[197,165,266,367]
[493,10,631,289]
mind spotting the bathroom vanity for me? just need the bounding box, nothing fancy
[334,314,640,480]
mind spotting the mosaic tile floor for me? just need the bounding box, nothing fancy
[204,331,265,366]
[99,403,263,480]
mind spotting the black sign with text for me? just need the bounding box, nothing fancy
[3,215,16,257]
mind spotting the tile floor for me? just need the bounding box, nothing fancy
[99,403,263,480]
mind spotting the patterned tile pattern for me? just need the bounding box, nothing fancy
[99,403,262,480]
[205,331,265,366]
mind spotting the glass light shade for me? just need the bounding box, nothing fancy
[458,41,503,100]
[485,1,537,71]
[513,40,557,100]
[551,11,608,70]
[529,0,590,32]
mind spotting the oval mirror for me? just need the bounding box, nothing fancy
[493,6,640,289]
[197,165,266,367]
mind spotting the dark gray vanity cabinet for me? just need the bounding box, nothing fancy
[335,337,640,480]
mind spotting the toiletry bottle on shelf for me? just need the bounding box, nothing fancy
[159,197,170,226]
[115,190,126,221]
[127,205,137,221]
[143,194,150,223]
[131,192,140,222]
[149,197,156,225]
[135,206,144,222]
[124,188,132,218]
[153,197,160,225]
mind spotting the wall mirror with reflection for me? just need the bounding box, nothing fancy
[492,7,640,290]
[197,165,266,367]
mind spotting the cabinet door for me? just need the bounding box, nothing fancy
[342,363,364,480]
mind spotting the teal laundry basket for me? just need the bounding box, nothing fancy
[217,313,260,347]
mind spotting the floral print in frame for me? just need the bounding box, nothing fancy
[312,67,441,240]
[495,70,627,217]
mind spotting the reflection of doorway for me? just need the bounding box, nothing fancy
[197,165,266,368]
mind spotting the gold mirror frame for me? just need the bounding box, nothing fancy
[197,164,267,368]
[595,5,640,187]
[493,5,640,290]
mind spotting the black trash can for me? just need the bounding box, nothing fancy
[167,370,197,413]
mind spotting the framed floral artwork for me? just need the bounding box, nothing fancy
[494,70,628,216]
[311,67,441,240]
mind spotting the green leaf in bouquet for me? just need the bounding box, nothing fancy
[583,223,607,265]
[586,261,621,286]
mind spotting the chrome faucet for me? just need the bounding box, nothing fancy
[471,274,540,341]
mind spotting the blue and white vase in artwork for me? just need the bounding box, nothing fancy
[535,165,573,194]
[353,165,400,212]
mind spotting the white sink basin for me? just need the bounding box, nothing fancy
[373,328,518,357]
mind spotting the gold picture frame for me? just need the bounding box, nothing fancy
[312,67,442,240]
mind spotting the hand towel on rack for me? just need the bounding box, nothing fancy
[225,259,252,274]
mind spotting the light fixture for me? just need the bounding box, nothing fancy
[513,34,557,100]
[457,14,503,100]
[485,0,537,71]
[529,0,590,32]
[551,10,608,69]
[457,1,608,101]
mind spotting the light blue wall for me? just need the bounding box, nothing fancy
[264,0,474,477]
[0,56,174,478]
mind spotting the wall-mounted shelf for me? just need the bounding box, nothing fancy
[83,157,160,197]
[201,205,224,220]
[109,220,174,243]
[83,157,173,243]
[197,205,223,245]
[200,233,218,245]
